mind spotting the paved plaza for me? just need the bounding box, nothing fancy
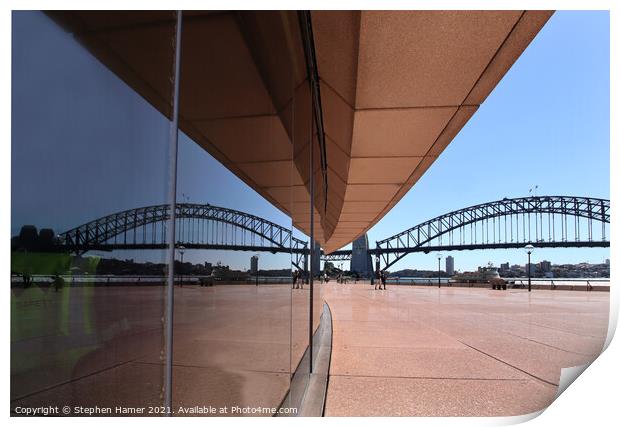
[11,283,610,417]
[322,283,609,416]
[11,285,308,415]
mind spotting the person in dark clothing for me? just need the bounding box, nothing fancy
[52,273,65,292]
[380,271,387,290]
[292,270,299,289]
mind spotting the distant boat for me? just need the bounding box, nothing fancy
[450,263,506,289]
[212,266,249,281]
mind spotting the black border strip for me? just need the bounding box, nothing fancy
[298,11,329,214]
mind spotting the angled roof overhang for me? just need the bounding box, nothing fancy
[311,11,553,252]
[47,10,552,253]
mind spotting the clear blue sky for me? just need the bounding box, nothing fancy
[12,11,609,272]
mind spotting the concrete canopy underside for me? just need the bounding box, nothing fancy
[312,11,552,252]
[48,11,552,253]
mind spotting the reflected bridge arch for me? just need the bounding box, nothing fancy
[58,203,308,270]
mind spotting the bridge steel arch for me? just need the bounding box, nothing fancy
[375,196,610,271]
[59,203,308,270]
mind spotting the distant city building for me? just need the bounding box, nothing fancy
[500,262,510,271]
[445,256,455,276]
[606,259,610,266]
[526,263,536,275]
[250,256,258,275]
[351,234,372,277]
[539,260,551,272]
[312,241,321,275]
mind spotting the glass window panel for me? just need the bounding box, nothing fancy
[11,11,177,414]
[170,11,306,415]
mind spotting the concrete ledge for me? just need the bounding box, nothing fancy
[277,302,333,417]
[299,303,333,417]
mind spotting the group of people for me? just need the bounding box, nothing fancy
[336,274,349,284]
[292,269,305,289]
[293,269,387,290]
[373,270,388,290]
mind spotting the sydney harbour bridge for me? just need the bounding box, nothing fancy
[12,195,610,273]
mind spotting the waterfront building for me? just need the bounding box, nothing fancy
[351,233,372,277]
[527,263,537,275]
[446,256,455,276]
[250,256,259,275]
[500,262,510,272]
[312,241,321,276]
[540,260,552,272]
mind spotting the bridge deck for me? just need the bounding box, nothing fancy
[322,283,609,416]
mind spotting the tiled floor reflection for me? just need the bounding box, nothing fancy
[323,283,610,417]
[11,284,306,416]
[169,284,296,416]
[11,285,165,413]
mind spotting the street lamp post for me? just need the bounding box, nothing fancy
[437,253,442,289]
[524,244,534,292]
[178,245,185,287]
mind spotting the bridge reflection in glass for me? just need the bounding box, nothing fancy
[11,10,176,412]
[11,10,324,416]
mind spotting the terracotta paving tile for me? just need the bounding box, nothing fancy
[13,362,164,414]
[330,346,526,379]
[322,284,609,416]
[332,324,464,349]
[456,335,594,385]
[324,376,556,417]
[12,285,298,415]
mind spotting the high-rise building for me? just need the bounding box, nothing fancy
[351,233,372,277]
[312,241,321,275]
[540,260,551,272]
[526,263,537,275]
[250,256,258,275]
[445,256,455,276]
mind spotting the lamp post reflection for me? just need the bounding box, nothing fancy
[524,244,535,292]
[178,245,185,287]
[437,253,442,289]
